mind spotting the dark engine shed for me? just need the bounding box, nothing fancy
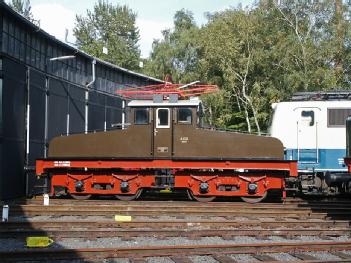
[0,1,162,199]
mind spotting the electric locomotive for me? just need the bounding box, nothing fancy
[36,85,297,203]
[270,91,351,194]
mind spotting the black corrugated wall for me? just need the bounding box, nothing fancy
[0,57,123,200]
[1,58,26,199]
[0,2,161,199]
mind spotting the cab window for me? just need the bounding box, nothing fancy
[156,108,170,128]
[135,108,149,125]
[301,110,314,126]
[178,108,192,124]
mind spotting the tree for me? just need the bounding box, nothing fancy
[198,9,270,133]
[142,29,175,80]
[335,0,344,76]
[74,0,140,70]
[143,9,201,83]
[272,0,338,91]
[199,2,351,132]
[9,0,34,22]
[144,2,351,133]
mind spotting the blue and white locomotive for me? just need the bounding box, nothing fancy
[270,91,351,193]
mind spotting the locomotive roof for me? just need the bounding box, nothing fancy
[291,91,351,101]
[128,99,201,107]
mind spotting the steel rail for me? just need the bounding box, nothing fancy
[7,209,332,219]
[11,203,351,212]
[9,203,351,210]
[2,241,351,261]
[3,219,349,229]
[8,199,351,207]
[1,227,349,239]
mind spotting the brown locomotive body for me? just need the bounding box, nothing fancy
[36,96,297,202]
[49,98,283,159]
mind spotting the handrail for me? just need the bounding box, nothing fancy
[60,124,269,137]
[59,123,131,136]
[200,126,269,136]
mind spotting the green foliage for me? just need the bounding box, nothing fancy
[144,2,351,133]
[143,9,201,82]
[74,0,140,70]
[9,0,34,22]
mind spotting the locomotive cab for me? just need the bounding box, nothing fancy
[127,95,202,158]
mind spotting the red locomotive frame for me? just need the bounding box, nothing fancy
[36,158,297,202]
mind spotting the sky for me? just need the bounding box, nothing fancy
[24,0,254,58]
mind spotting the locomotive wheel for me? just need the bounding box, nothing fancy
[116,189,142,201]
[70,193,92,200]
[240,191,267,203]
[188,190,215,202]
[186,190,194,200]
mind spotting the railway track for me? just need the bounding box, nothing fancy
[6,203,351,220]
[1,227,350,239]
[3,219,350,229]
[1,198,351,262]
[2,241,351,262]
[7,197,351,209]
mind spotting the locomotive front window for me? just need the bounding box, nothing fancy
[178,108,192,124]
[156,108,170,128]
[301,110,315,126]
[135,108,149,125]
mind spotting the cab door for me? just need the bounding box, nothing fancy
[295,107,320,163]
[153,108,172,157]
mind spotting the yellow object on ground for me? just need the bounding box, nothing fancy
[114,215,132,222]
[26,237,54,247]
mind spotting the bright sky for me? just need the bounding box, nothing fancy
[24,0,254,58]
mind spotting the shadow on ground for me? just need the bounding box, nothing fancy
[0,197,89,263]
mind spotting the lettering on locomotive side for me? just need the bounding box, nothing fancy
[180,137,189,143]
[53,161,71,167]
[157,147,169,153]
